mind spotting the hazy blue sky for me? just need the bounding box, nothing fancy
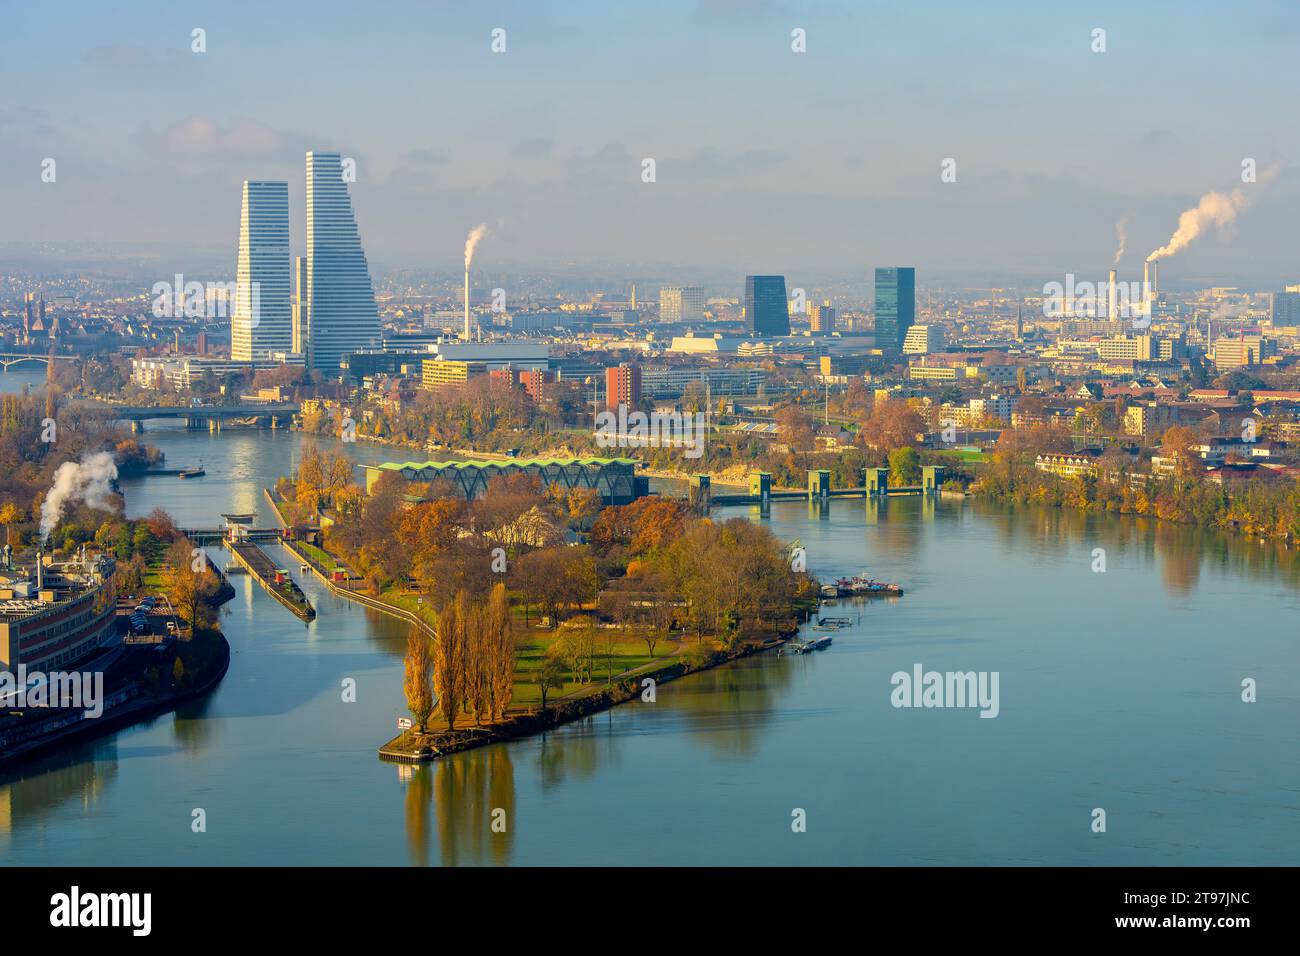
[4,0,1300,286]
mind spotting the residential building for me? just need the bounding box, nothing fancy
[1270,288,1300,327]
[658,286,706,324]
[810,300,835,332]
[605,363,642,411]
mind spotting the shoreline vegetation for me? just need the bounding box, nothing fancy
[970,423,1300,540]
[0,391,237,769]
[290,380,1300,543]
[270,445,819,762]
[0,548,234,771]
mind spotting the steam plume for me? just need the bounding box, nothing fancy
[464,223,488,270]
[1112,217,1128,267]
[1147,189,1250,262]
[40,451,118,542]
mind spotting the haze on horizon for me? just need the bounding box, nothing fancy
[4,0,1300,287]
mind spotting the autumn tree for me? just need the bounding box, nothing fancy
[162,538,219,632]
[775,404,816,453]
[487,582,514,720]
[535,656,563,710]
[460,590,491,725]
[0,501,17,546]
[860,398,926,451]
[1161,425,1204,476]
[433,599,464,731]
[403,626,434,734]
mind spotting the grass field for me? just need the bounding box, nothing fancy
[510,624,686,707]
[295,540,338,569]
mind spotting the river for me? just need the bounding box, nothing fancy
[0,399,1297,865]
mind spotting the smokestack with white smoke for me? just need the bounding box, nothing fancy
[1112,217,1128,268]
[1147,188,1252,263]
[40,452,119,542]
[463,223,488,341]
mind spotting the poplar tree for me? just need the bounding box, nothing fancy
[403,626,433,734]
[488,582,514,720]
[433,600,464,730]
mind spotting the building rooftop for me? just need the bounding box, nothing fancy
[369,456,638,473]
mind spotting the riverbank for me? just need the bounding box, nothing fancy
[377,630,794,763]
[0,628,231,770]
[971,471,1300,543]
[0,561,236,770]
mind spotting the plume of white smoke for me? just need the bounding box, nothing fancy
[1147,189,1251,262]
[40,451,119,542]
[464,223,488,270]
[1112,217,1128,267]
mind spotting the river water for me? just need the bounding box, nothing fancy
[1,385,1296,865]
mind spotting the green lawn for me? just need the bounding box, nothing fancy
[510,624,685,708]
[295,540,338,569]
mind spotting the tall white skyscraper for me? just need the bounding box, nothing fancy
[292,255,307,353]
[305,151,379,373]
[659,285,705,323]
[230,181,291,360]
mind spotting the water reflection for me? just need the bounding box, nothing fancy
[427,746,515,866]
[0,738,120,837]
[967,498,1300,597]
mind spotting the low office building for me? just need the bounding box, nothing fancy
[421,359,488,389]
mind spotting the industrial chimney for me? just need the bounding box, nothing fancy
[463,268,471,341]
[1108,270,1118,322]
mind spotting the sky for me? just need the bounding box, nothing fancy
[3,0,1300,289]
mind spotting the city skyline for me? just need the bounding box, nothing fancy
[6,2,1300,285]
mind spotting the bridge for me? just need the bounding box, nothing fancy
[73,401,299,432]
[0,353,79,370]
[179,527,289,545]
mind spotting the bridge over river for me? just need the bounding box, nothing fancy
[72,401,299,432]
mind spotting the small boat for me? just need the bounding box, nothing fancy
[789,635,832,654]
[178,467,206,479]
[835,573,904,597]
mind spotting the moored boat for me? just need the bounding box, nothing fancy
[834,573,904,597]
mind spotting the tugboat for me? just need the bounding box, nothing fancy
[178,467,206,479]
